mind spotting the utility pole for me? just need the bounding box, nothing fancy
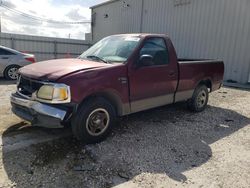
[0,0,3,33]
[0,14,2,33]
[139,0,144,33]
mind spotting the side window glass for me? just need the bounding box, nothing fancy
[0,49,15,55]
[139,38,169,65]
[0,49,5,55]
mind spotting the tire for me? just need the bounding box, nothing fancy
[4,65,20,80]
[72,97,116,144]
[187,85,209,112]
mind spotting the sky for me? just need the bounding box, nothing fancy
[0,0,108,40]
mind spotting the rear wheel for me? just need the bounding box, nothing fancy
[187,85,209,112]
[72,97,116,144]
[4,65,20,80]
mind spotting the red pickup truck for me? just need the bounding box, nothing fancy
[11,34,224,143]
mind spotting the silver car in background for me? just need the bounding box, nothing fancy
[0,45,36,80]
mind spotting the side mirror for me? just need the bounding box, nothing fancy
[139,54,154,67]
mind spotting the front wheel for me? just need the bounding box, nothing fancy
[71,97,116,144]
[187,85,209,112]
[4,65,20,80]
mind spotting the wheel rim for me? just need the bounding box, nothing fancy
[8,67,19,80]
[86,108,110,136]
[197,90,207,108]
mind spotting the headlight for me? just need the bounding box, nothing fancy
[36,84,70,103]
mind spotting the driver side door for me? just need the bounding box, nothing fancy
[128,37,178,113]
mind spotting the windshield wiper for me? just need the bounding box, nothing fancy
[86,55,110,64]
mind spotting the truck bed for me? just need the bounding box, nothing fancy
[174,59,224,102]
[175,59,224,102]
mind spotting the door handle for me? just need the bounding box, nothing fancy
[169,71,176,77]
[118,77,128,84]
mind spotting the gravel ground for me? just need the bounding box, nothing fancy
[0,79,20,134]
[0,78,249,188]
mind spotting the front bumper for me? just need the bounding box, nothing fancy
[10,93,68,128]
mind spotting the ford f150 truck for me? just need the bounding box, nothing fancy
[10,34,224,143]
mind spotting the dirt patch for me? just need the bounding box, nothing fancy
[31,137,81,167]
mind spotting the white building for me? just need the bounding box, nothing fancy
[90,0,250,85]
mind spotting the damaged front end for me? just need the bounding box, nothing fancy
[10,75,74,128]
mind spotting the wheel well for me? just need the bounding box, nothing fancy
[78,92,124,116]
[198,80,212,92]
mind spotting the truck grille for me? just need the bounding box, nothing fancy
[17,76,44,97]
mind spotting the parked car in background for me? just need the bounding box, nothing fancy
[11,34,224,144]
[0,45,36,80]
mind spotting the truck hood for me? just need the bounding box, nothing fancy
[19,58,110,81]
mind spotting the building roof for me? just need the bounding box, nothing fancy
[90,0,120,9]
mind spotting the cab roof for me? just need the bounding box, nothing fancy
[109,33,168,38]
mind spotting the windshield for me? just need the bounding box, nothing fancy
[79,36,141,63]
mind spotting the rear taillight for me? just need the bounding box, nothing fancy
[25,57,36,63]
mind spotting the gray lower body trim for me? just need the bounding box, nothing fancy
[175,90,194,102]
[121,103,131,116]
[131,94,174,113]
